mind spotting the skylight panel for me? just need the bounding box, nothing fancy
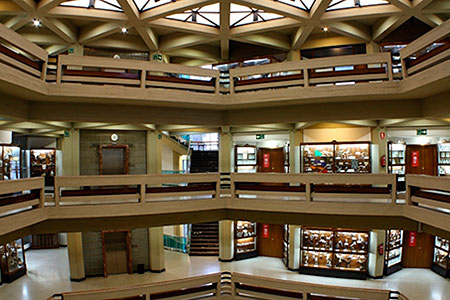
[327,0,389,10]
[275,0,316,11]
[137,0,174,12]
[230,3,284,27]
[166,4,220,27]
[60,0,123,11]
[60,0,90,8]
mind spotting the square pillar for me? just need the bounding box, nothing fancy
[148,227,165,272]
[219,220,234,261]
[147,131,162,174]
[219,127,232,173]
[289,129,303,173]
[67,232,85,281]
[57,128,80,176]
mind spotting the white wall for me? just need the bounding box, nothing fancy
[0,131,12,144]
[162,143,174,171]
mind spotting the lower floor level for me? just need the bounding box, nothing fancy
[0,248,448,300]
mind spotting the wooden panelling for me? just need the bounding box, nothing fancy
[405,145,437,176]
[257,147,285,173]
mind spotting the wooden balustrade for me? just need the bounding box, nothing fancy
[229,53,392,93]
[0,177,45,217]
[54,173,220,207]
[0,23,48,80]
[231,173,396,204]
[400,19,450,78]
[49,272,410,300]
[406,174,450,211]
[56,54,220,94]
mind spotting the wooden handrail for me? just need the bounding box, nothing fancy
[0,23,48,61]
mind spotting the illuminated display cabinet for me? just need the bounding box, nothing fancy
[301,142,371,173]
[432,236,450,278]
[384,229,403,275]
[235,221,258,260]
[300,228,369,279]
[0,239,26,283]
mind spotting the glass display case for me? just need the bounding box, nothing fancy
[235,220,257,260]
[388,143,406,191]
[438,143,450,176]
[335,143,370,173]
[432,236,450,278]
[385,229,403,275]
[30,149,56,186]
[300,228,369,279]
[301,142,371,173]
[282,224,289,267]
[235,145,257,173]
[301,143,334,173]
[0,145,21,180]
[0,239,27,283]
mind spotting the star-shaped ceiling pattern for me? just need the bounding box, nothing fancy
[0,0,447,64]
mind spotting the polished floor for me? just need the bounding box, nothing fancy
[0,248,449,300]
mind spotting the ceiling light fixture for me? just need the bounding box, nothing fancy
[322,26,329,32]
[32,18,41,27]
[121,27,128,34]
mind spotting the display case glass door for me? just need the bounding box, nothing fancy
[438,143,450,176]
[0,238,26,283]
[235,221,257,260]
[282,224,289,268]
[1,145,21,180]
[385,229,403,275]
[388,143,406,191]
[235,145,257,173]
[431,236,450,278]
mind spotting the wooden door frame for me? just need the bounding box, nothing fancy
[101,230,132,277]
[98,144,129,175]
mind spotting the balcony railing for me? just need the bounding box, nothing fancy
[0,20,449,104]
[47,271,410,300]
[0,173,449,240]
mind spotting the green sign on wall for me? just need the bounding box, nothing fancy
[417,129,427,136]
[256,134,265,140]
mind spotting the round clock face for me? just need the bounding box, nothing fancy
[110,133,119,142]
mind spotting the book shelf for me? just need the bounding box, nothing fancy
[385,229,403,275]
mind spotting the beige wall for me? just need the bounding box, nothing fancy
[303,127,371,143]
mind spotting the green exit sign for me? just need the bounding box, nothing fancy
[417,129,427,135]
[256,134,265,140]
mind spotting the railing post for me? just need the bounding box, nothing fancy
[56,55,62,84]
[39,179,45,208]
[401,58,407,79]
[216,176,221,200]
[229,72,235,94]
[306,182,311,202]
[387,58,393,81]
[41,59,48,82]
[54,178,60,207]
[303,68,309,87]
[140,68,146,88]
[230,175,236,199]
[405,176,413,206]
[140,182,146,203]
[391,176,397,205]
[215,73,220,95]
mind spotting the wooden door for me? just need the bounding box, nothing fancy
[99,145,129,175]
[257,148,285,173]
[402,231,434,268]
[102,231,132,277]
[257,224,284,258]
[405,145,437,176]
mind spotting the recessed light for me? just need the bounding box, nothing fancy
[121,27,128,34]
[32,19,41,27]
[322,26,329,32]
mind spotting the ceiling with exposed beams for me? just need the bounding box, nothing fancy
[0,0,449,65]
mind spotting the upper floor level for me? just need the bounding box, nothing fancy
[0,17,449,126]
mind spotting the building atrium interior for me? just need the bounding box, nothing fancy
[0,0,449,299]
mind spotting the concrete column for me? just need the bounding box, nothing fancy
[287,50,301,61]
[371,127,388,174]
[148,227,165,272]
[289,129,303,173]
[366,42,380,54]
[219,126,232,173]
[57,128,80,176]
[67,232,85,281]
[368,230,386,278]
[219,220,234,261]
[288,225,301,270]
[147,130,162,174]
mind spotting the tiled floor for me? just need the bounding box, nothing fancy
[0,248,449,300]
